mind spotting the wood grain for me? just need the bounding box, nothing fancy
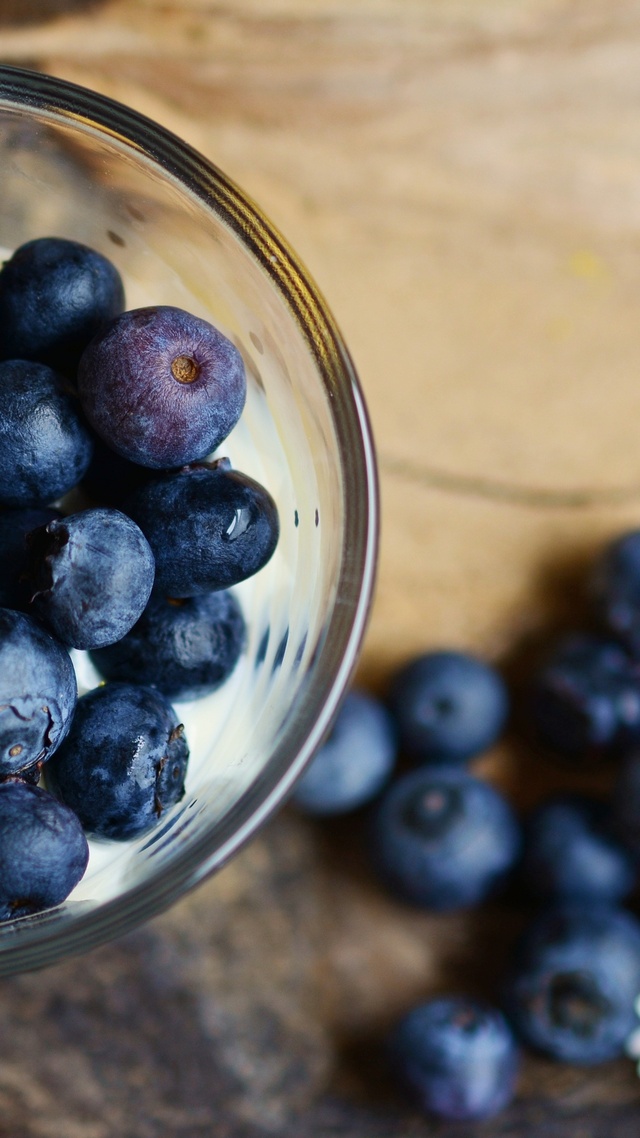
[2,2,640,1134]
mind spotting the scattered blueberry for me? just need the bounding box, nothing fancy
[0,608,76,777]
[25,508,155,650]
[292,691,396,816]
[0,237,124,376]
[89,590,246,701]
[47,682,189,840]
[78,305,246,468]
[0,506,62,610]
[388,650,508,764]
[0,360,93,507]
[124,460,279,596]
[0,781,88,919]
[371,767,521,910]
[591,530,640,657]
[503,905,640,1064]
[532,633,640,761]
[388,996,520,1122]
[521,795,637,904]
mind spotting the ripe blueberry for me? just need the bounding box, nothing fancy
[292,691,396,815]
[388,996,519,1122]
[388,650,508,764]
[47,682,189,840]
[78,306,246,468]
[0,506,62,611]
[89,590,246,701]
[24,507,155,650]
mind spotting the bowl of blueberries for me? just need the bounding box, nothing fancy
[0,66,378,973]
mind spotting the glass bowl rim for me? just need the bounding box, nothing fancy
[0,65,379,973]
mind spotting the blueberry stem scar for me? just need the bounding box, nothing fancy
[171,355,199,384]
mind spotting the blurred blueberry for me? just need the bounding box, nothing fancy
[0,506,62,610]
[591,530,640,657]
[522,794,636,904]
[612,749,640,854]
[532,634,640,761]
[371,767,521,910]
[388,650,508,764]
[292,691,396,816]
[503,906,640,1064]
[388,996,519,1122]
[0,781,88,920]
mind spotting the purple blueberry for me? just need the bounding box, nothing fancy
[371,767,521,910]
[0,781,88,920]
[503,906,640,1064]
[46,682,189,840]
[521,795,637,904]
[124,460,279,596]
[591,530,640,656]
[0,506,62,610]
[24,508,155,650]
[0,360,93,507]
[389,996,519,1122]
[292,691,396,815]
[0,608,76,776]
[0,237,124,377]
[78,305,246,468]
[388,651,508,764]
[89,590,246,701]
[532,634,640,761]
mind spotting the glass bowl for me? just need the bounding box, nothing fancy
[0,66,378,974]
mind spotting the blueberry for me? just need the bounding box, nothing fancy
[89,590,246,701]
[388,996,519,1122]
[0,608,76,776]
[521,795,636,904]
[78,306,246,468]
[0,506,62,610]
[0,781,88,920]
[532,634,640,761]
[0,360,93,507]
[0,237,124,376]
[371,767,521,910]
[503,906,640,1064]
[292,691,396,815]
[124,460,279,596]
[611,749,640,854]
[46,682,189,840]
[24,508,155,650]
[388,651,508,764]
[591,530,640,656]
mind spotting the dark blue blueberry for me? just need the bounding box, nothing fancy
[46,682,189,840]
[532,634,640,761]
[89,591,245,701]
[388,996,519,1122]
[591,530,640,657]
[25,508,155,650]
[0,360,93,507]
[78,305,246,468]
[371,767,521,910]
[503,906,640,1064]
[0,237,124,376]
[612,749,640,854]
[81,432,155,508]
[0,506,62,610]
[0,608,76,776]
[522,795,636,904]
[292,691,396,815]
[388,651,508,764]
[0,781,88,920]
[124,460,279,596]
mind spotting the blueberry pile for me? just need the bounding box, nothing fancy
[0,235,279,919]
[293,533,640,1121]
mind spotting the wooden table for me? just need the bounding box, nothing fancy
[2,1,640,1134]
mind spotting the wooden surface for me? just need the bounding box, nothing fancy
[3,1,640,1134]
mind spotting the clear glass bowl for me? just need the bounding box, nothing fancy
[0,66,378,974]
